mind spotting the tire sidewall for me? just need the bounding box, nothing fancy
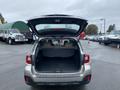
[8,38,14,45]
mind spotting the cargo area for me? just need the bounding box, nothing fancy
[35,38,81,73]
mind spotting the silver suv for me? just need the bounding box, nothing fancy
[24,14,91,87]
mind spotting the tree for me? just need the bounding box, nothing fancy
[113,24,116,30]
[107,24,116,32]
[0,13,6,24]
[85,24,98,35]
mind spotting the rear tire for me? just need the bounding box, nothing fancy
[30,84,38,89]
[28,39,33,44]
[99,41,102,44]
[73,84,86,90]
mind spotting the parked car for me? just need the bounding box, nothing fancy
[0,21,33,44]
[84,35,94,40]
[98,30,120,45]
[24,14,92,88]
[108,30,120,44]
[84,35,99,42]
[0,29,28,44]
[98,35,106,44]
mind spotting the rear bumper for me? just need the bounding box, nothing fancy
[109,39,120,44]
[98,39,111,45]
[24,65,91,86]
[25,77,90,86]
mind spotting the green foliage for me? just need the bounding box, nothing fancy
[0,13,6,24]
[107,24,116,32]
[85,24,98,35]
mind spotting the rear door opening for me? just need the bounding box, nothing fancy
[34,38,82,73]
[27,15,88,37]
[27,15,88,73]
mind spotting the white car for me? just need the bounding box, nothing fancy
[100,30,120,45]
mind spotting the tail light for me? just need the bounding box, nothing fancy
[26,54,32,64]
[84,54,90,63]
[84,75,91,81]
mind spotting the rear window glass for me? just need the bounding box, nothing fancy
[35,24,80,32]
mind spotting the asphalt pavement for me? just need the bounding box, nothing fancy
[0,40,120,90]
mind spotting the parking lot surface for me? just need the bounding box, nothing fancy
[0,40,120,90]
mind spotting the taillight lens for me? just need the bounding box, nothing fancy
[84,75,91,81]
[26,54,32,64]
[84,54,90,63]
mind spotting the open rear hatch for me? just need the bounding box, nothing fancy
[27,14,88,37]
[27,15,88,73]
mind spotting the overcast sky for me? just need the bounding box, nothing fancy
[0,0,120,32]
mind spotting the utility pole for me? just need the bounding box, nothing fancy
[100,18,106,34]
[99,23,102,35]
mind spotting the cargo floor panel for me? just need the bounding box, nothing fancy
[35,57,80,73]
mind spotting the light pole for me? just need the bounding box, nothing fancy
[100,18,106,34]
[99,23,102,35]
